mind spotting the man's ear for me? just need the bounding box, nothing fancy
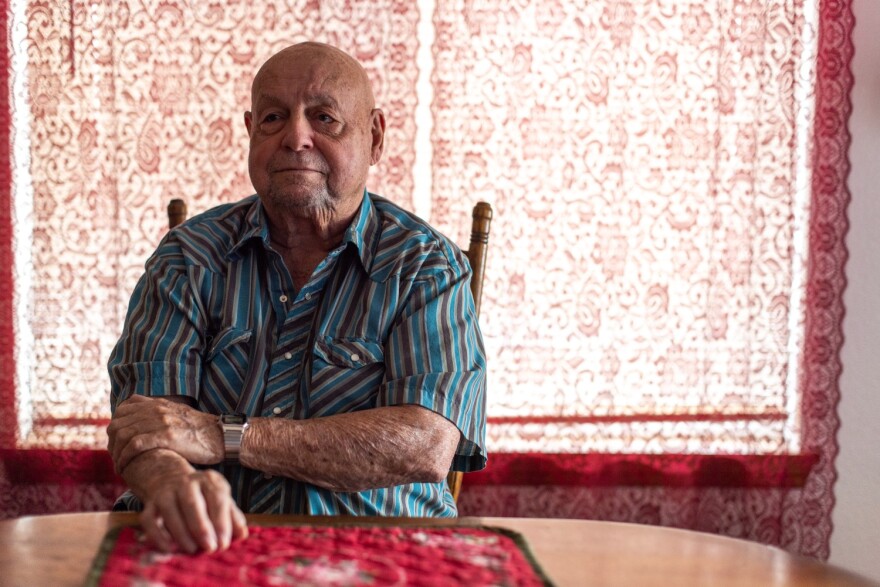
[244,111,253,135]
[370,108,386,165]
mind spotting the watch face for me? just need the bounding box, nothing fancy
[221,414,247,425]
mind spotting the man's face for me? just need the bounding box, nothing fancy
[245,47,383,217]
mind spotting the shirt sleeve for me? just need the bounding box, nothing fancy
[379,254,488,473]
[107,236,205,414]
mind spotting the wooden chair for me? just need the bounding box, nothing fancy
[167,198,493,502]
[167,198,187,229]
[446,201,492,501]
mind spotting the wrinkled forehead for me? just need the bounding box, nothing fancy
[250,44,375,113]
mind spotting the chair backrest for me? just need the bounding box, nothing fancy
[446,201,492,502]
[167,198,493,502]
[168,198,187,229]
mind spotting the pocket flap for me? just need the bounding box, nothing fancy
[313,337,384,368]
[206,327,252,361]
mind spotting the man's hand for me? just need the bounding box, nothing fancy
[118,449,248,553]
[141,466,248,554]
[107,395,224,474]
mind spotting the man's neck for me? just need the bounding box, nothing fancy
[264,198,358,252]
[262,199,360,290]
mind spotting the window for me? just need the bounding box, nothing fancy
[1,0,854,559]
[5,0,830,456]
[5,1,816,453]
[429,1,820,457]
[5,0,424,447]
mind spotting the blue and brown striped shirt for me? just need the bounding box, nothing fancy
[109,192,487,517]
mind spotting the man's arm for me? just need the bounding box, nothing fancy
[109,397,460,492]
[109,395,457,553]
[241,405,460,492]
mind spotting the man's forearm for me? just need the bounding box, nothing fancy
[240,405,459,492]
[122,448,197,503]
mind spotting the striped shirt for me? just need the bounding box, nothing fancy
[108,192,487,517]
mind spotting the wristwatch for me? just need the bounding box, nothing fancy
[219,414,249,465]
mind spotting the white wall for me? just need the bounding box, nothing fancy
[830,0,880,580]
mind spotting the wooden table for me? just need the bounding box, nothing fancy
[0,512,875,586]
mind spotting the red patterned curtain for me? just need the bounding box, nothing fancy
[1,0,13,448]
[0,0,853,560]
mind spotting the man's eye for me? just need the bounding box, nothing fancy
[316,113,335,124]
[258,114,285,132]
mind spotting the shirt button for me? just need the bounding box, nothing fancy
[279,294,288,303]
[304,292,312,301]
[273,407,282,415]
[351,353,360,362]
[284,352,292,360]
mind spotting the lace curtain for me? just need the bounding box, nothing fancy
[432,0,814,455]
[0,0,853,559]
[451,0,852,559]
[4,0,421,447]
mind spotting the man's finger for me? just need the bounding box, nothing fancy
[116,419,185,471]
[231,505,249,542]
[112,424,167,472]
[108,410,165,466]
[158,489,199,554]
[112,394,153,419]
[202,471,233,550]
[115,433,158,473]
[106,422,116,455]
[140,501,174,554]
[178,476,218,552]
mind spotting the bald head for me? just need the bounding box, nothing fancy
[244,41,386,226]
[251,42,376,117]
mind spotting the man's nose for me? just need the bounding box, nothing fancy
[281,113,313,151]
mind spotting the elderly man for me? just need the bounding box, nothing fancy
[106,42,486,554]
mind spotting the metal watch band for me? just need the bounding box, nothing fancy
[219,414,249,465]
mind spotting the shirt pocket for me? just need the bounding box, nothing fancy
[309,337,385,416]
[201,326,253,413]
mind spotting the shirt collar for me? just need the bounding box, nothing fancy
[343,190,380,275]
[226,195,270,261]
[226,191,380,275]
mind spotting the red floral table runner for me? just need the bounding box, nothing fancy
[87,524,553,586]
